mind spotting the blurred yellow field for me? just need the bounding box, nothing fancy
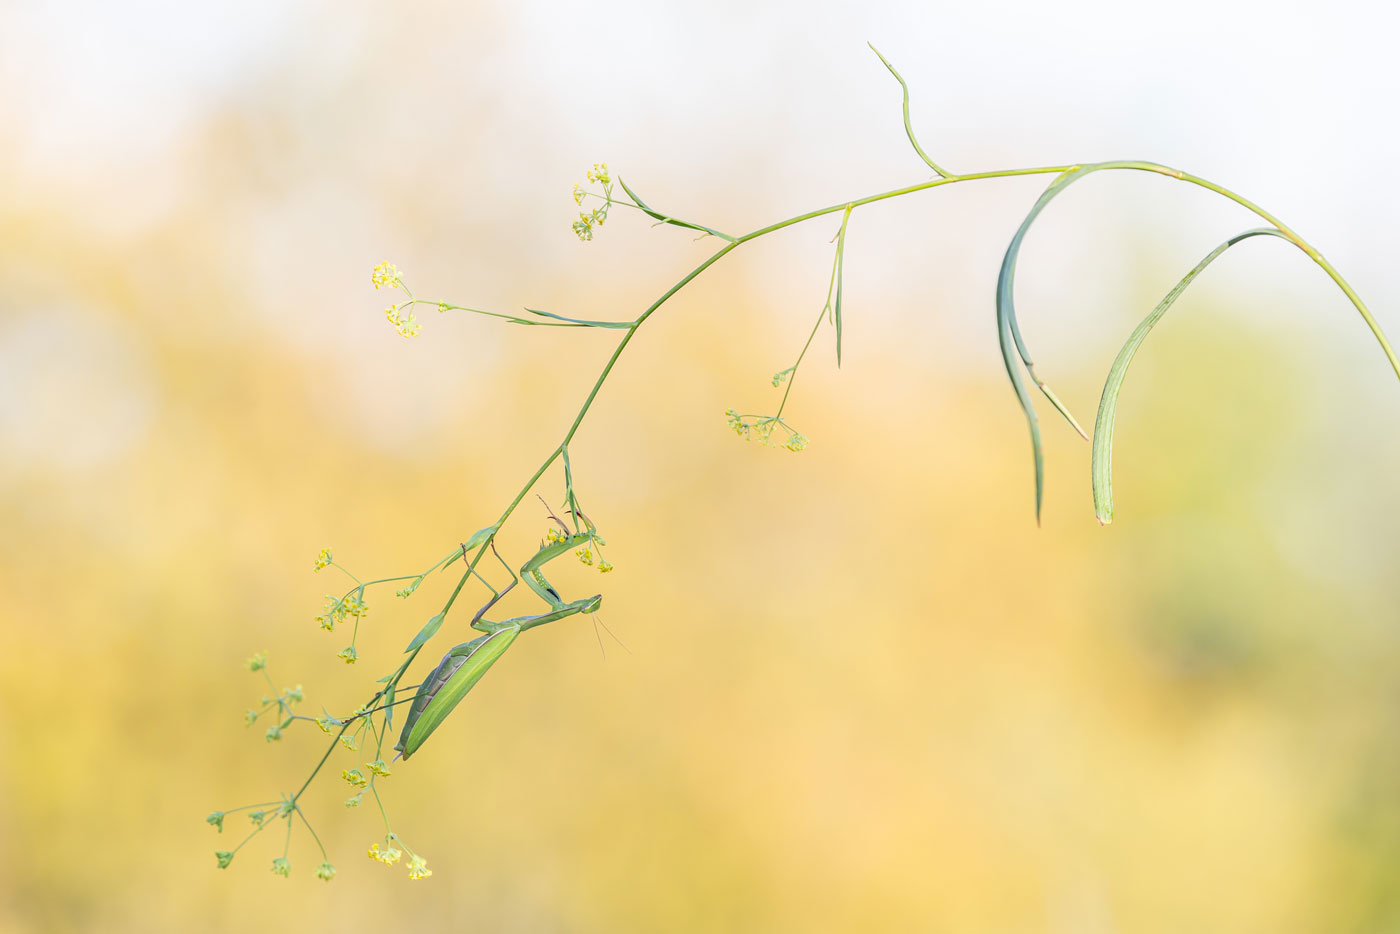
[3,3,1400,932]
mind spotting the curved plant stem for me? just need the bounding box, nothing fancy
[289,158,1399,801]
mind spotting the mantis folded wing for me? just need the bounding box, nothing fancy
[395,533,602,760]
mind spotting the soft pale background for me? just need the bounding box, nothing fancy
[2,1,1399,931]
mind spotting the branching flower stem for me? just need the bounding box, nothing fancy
[287,158,1400,827]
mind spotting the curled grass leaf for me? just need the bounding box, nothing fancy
[997,162,1146,521]
[1091,227,1288,524]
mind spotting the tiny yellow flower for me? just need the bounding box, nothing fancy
[407,855,433,880]
[573,215,594,241]
[244,652,267,672]
[314,548,332,571]
[271,857,291,877]
[367,759,392,778]
[344,793,363,808]
[372,261,404,291]
[244,709,258,727]
[339,734,359,752]
[598,559,614,574]
[342,768,368,788]
[576,547,593,567]
[315,715,337,734]
[368,843,402,865]
[572,184,585,205]
[315,860,336,881]
[586,162,610,185]
[337,646,358,665]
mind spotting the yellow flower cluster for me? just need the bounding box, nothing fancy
[385,304,421,338]
[586,162,610,184]
[573,211,603,241]
[407,855,433,881]
[371,261,404,291]
[319,593,368,632]
[336,645,358,664]
[368,843,402,865]
[315,715,338,734]
[724,409,808,452]
[367,759,391,778]
[314,547,332,571]
[573,184,586,206]
[342,768,368,788]
[244,652,267,672]
[315,861,336,881]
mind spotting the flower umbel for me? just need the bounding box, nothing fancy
[372,261,404,291]
[368,843,402,865]
[724,409,809,452]
[407,854,433,881]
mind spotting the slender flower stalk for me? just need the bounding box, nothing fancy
[211,44,1399,881]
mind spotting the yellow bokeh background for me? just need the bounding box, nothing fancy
[3,3,1400,931]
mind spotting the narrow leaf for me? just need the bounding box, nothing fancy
[524,309,632,329]
[443,526,497,570]
[403,613,444,654]
[834,207,852,367]
[997,161,1142,521]
[1092,228,1286,524]
[616,176,737,242]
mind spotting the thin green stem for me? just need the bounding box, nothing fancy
[295,807,328,860]
[281,155,1400,823]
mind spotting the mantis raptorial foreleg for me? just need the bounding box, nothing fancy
[395,529,604,760]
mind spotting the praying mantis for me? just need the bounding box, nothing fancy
[394,529,603,761]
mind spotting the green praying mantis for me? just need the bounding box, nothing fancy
[394,528,603,761]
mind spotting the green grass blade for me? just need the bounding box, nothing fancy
[396,627,520,761]
[524,309,633,329]
[403,613,444,654]
[997,162,1135,520]
[1091,227,1287,524]
[442,526,497,571]
[616,177,737,242]
[866,43,953,179]
[834,208,851,366]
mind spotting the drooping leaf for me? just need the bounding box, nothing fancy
[1091,227,1287,524]
[523,308,632,329]
[997,162,1142,521]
